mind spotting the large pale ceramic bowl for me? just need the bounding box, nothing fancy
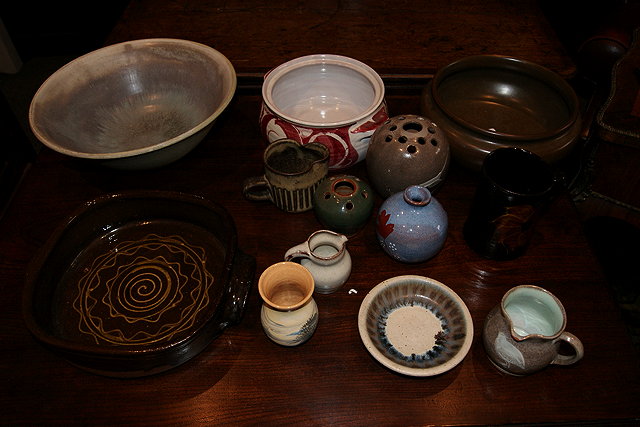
[421,55,581,171]
[260,54,388,170]
[29,39,236,169]
[358,275,473,376]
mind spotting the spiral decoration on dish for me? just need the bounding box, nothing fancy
[73,234,214,346]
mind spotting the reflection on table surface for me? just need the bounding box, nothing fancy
[2,91,638,426]
[2,1,639,425]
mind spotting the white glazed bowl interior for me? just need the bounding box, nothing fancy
[262,54,384,127]
[29,38,236,163]
[358,275,473,377]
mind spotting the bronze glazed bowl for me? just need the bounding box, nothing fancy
[421,55,581,171]
[22,192,255,377]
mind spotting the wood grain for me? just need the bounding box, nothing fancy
[2,3,637,424]
[105,0,576,79]
[1,92,638,425]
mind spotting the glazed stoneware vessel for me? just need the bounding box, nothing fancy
[258,262,318,346]
[284,230,351,294]
[376,186,448,263]
[483,285,584,375]
[260,54,388,170]
[29,38,237,170]
[421,55,581,171]
[463,147,558,260]
[313,174,374,235]
[367,115,450,197]
[358,275,473,377]
[243,139,329,213]
[22,191,255,377]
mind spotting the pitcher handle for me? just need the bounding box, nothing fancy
[243,175,271,201]
[551,332,584,366]
[284,242,311,261]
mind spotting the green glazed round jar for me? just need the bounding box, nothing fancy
[313,175,374,235]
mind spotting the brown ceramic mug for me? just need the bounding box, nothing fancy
[463,147,558,260]
[243,139,329,213]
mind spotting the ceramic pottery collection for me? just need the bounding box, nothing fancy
[251,55,584,378]
[366,114,450,197]
[313,175,374,235]
[376,185,448,263]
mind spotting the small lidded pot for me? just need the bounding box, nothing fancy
[313,175,374,235]
[260,54,388,170]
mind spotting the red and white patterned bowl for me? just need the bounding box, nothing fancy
[261,54,388,170]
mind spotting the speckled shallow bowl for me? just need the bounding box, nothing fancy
[358,275,473,376]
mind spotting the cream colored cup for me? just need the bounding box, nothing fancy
[258,262,318,346]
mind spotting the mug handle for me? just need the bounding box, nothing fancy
[242,175,272,201]
[551,332,584,366]
[284,242,311,262]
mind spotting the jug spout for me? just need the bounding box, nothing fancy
[307,230,348,263]
[501,285,566,341]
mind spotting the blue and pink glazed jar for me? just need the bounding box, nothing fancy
[376,185,448,263]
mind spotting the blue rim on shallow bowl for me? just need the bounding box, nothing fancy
[358,275,473,377]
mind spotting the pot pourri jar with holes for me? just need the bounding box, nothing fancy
[313,175,374,236]
[366,115,450,198]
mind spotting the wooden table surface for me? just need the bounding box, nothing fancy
[3,2,638,425]
[104,0,577,79]
[1,90,639,425]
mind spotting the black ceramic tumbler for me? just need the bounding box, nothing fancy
[463,147,557,260]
